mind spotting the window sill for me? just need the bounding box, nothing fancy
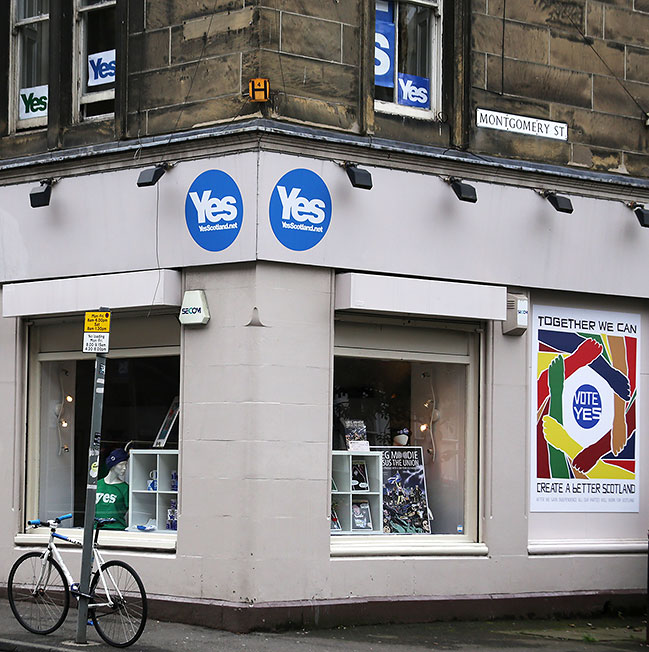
[77,112,116,123]
[528,539,648,555]
[16,118,47,130]
[14,528,176,552]
[374,100,440,121]
[331,535,488,557]
[81,89,115,104]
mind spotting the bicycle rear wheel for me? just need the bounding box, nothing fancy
[8,551,70,634]
[89,560,147,647]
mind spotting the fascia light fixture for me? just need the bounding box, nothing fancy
[445,177,477,203]
[540,190,573,214]
[137,163,170,187]
[30,178,55,208]
[344,163,373,190]
[628,202,649,227]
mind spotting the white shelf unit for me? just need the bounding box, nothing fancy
[128,449,178,531]
[331,450,383,534]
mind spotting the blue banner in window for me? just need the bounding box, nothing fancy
[397,73,430,109]
[376,0,394,22]
[375,20,395,88]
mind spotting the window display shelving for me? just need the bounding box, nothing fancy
[128,449,178,531]
[331,450,382,534]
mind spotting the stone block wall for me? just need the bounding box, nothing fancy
[2,0,649,181]
[471,0,649,177]
[126,0,363,137]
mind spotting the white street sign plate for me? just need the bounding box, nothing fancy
[83,332,110,353]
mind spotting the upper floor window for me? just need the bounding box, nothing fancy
[74,0,116,120]
[13,0,49,128]
[374,0,442,118]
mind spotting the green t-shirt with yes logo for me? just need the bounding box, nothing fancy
[95,478,129,530]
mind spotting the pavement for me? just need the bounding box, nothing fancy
[0,599,647,652]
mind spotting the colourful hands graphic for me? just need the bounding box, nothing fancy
[536,331,636,480]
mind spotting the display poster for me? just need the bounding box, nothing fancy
[343,419,370,451]
[372,446,431,533]
[531,306,640,512]
[351,500,373,530]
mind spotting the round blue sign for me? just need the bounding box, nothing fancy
[185,170,243,252]
[269,169,332,251]
[572,384,602,429]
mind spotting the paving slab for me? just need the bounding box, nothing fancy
[0,599,646,652]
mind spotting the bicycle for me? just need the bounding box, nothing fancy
[7,513,147,648]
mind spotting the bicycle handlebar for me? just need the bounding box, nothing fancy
[27,513,72,527]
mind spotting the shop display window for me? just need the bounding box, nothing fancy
[332,319,479,541]
[36,356,179,529]
[25,315,180,540]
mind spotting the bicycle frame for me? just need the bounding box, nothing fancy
[37,525,118,610]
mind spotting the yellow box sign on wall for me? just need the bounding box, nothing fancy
[84,311,111,333]
[249,78,270,102]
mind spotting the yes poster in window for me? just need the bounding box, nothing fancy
[531,305,640,512]
[88,49,116,87]
[375,19,395,88]
[19,85,48,120]
[397,73,430,109]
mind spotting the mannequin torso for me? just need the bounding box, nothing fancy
[96,461,129,529]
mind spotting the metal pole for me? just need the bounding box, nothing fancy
[75,354,107,644]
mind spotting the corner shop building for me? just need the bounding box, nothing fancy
[0,133,647,628]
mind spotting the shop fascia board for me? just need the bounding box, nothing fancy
[2,269,182,318]
[0,119,648,205]
[335,273,507,322]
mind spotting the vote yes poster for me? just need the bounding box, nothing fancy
[531,306,640,512]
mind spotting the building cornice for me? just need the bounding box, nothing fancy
[1,119,648,202]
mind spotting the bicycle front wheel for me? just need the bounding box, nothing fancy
[89,560,147,647]
[8,551,70,634]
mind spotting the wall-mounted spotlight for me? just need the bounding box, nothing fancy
[343,163,373,190]
[627,202,649,227]
[30,178,56,208]
[137,162,171,187]
[444,177,477,203]
[539,190,573,214]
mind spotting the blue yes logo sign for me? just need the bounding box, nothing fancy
[398,73,430,109]
[269,169,332,251]
[185,170,243,251]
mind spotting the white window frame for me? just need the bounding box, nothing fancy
[10,0,50,131]
[374,0,443,119]
[330,317,485,557]
[20,333,180,551]
[72,0,116,122]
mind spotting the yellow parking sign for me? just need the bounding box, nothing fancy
[84,311,111,333]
